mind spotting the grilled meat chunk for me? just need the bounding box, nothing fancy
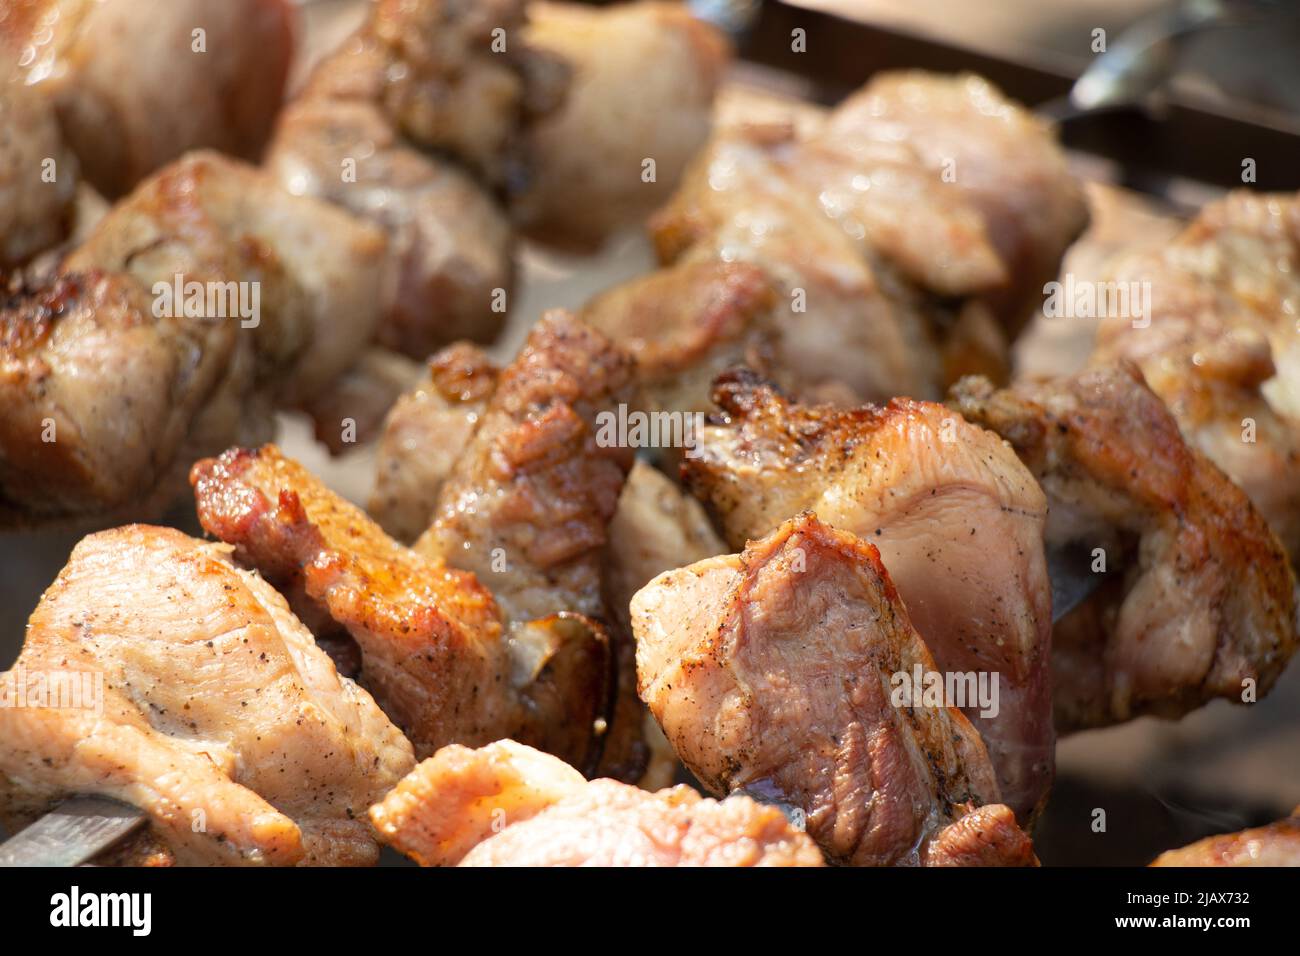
[0,80,78,267]
[368,314,646,780]
[0,152,387,528]
[515,1,729,247]
[580,259,776,418]
[2,0,293,198]
[1092,191,1300,561]
[371,739,823,866]
[191,445,607,771]
[683,371,1053,820]
[651,125,940,402]
[416,312,643,780]
[632,512,1035,866]
[266,0,565,356]
[370,343,500,542]
[642,72,1083,405]
[0,524,413,866]
[416,312,634,625]
[819,72,1086,333]
[1151,807,1300,867]
[951,363,1298,731]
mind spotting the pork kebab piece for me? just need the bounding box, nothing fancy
[682,370,1053,822]
[632,513,1037,867]
[192,313,640,776]
[0,525,414,866]
[268,0,729,358]
[190,443,608,772]
[368,342,724,788]
[950,363,1298,731]
[370,739,822,866]
[1092,191,1300,562]
[0,151,387,529]
[0,78,78,269]
[605,72,1088,407]
[265,0,561,356]
[1150,807,1300,866]
[514,1,730,248]
[2,0,294,200]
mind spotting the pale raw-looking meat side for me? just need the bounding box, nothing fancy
[632,512,1037,866]
[0,525,413,866]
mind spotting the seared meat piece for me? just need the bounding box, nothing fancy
[651,125,942,402]
[268,101,514,356]
[920,803,1039,867]
[191,445,608,771]
[416,312,643,780]
[0,80,78,267]
[818,73,1086,334]
[641,72,1082,404]
[683,371,1053,821]
[607,460,726,790]
[515,1,729,247]
[633,513,1034,866]
[1150,808,1300,866]
[1092,191,1300,561]
[0,152,387,528]
[950,363,1298,731]
[0,524,413,866]
[607,460,725,635]
[417,312,634,625]
[371,740,823,866]
[580,259,776,417]
[796,121,1006,301]
[368,315,645,780]
[370,343,500,543]
[3,0,293,198]
[266,0,565,356]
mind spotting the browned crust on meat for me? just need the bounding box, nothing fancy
[951,362,1298,729]
[1151,809,1300,867]
[190,444,609,769]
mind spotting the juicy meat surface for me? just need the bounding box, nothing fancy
[0,152,387,528]
[1150,808,1300,867]
[1092,191,1300,561]
[683,371,1053,821]
[951,363,1298,731]
[191,445,608,771]
[366,313,646,780]
[417,312,634,626]
[632,512,1034,866]
[819,72,1086,333]
[416,312,643,780]
[371,740,823,866]
[580,259,777,417]
[266,0,566,356]
[515,1,729,247]
[3,0,293,198]
[651,125,941,403]
[0,80,78,267]
[0,524,413,866]
[642,71,1083,405]
[370,343,499,543]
